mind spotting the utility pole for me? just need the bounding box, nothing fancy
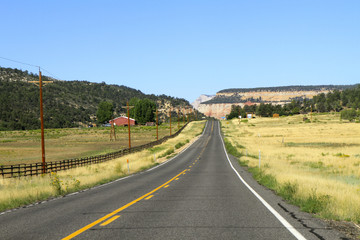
[121,101,134,149]
[182,107,185,124]
[29,68,53,174]
[177,108,180,130]
[187,108,190,123]
[169,107,172,136]
[110,121,116,141]
[155,107,159,141]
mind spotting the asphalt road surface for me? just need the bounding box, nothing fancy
[0,120,347,239]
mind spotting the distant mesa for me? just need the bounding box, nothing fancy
[195,85,357,119]
[191,94,215,109]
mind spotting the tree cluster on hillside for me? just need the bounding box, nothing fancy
[226,86,360,120]
[0,66,191,130]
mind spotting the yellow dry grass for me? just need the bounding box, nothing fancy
[0,123,183,165]
[222,113,360,222]
[0,121,205,212]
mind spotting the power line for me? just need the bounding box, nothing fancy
[0,56,61,80]
[40,67,61,80]
[0,56,39,68]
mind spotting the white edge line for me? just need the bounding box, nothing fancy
[217,122,307,240]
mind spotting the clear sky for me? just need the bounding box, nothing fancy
[1,1,359,102]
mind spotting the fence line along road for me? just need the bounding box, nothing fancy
[0,123,189,179]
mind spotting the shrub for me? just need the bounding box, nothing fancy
[300,189,330,214]
[340,109,358,121]
[50,172,63,195]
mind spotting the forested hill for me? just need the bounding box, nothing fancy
[0,66,190,130]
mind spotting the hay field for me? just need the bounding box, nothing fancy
[0,123,184,165]
[222,113,360,222]
[0,121,205,212]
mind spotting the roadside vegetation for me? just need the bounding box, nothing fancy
[221,113,360,223]
[0,121,205,212]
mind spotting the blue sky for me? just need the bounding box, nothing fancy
[1,1,359,102]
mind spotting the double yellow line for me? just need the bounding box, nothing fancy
[63,121,213,239]
[62,169,188,240]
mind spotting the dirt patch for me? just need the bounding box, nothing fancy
[325,220,360,240]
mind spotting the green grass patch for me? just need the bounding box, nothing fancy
[248,167,278,190]
[148,146,166,154]
[298,190,331,214]
[158,148,174,158]
[223,138,243,158]
[175,142,185,149]
[304,161,326,169]
[334,153,350,158]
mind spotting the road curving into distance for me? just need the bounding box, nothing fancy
[0,120,346,239]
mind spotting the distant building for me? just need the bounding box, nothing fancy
[244,101,256,106]
[110,116,136,126]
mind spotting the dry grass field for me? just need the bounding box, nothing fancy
[222,113,360,222]
[0,123,185,165]
[0,121,205,212]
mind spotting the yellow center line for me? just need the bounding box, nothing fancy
[164,185,170,188]
[62,169,188,240]
[145,195,154,200]
[100,215,120,227]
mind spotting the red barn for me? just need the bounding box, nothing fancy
[110,116,136,126]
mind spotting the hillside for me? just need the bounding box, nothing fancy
[0,66,191,130]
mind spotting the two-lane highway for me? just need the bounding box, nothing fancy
[0,120,346,239]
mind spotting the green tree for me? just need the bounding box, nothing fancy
[96,101,114,124]
[133,99,156,124]
[340,109,358,121]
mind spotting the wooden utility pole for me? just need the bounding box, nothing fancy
[110,122,116,141]
[29,68,53,173]
[183,108,185,124]
[177,108,180,130]
[169,107,172,136]
[187,108,190,123]
[155,108,159,141]
[127,102,131,148]
[121,101,134,149]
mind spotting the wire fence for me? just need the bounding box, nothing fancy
[0,123,188,179]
